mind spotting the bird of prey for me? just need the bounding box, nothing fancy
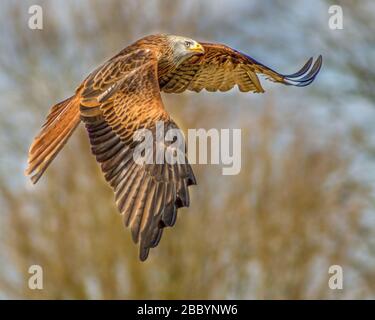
[26,34,322,260]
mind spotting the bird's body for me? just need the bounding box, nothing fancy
[26,34,322,260]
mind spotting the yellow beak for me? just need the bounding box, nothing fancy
[188,42,205,54]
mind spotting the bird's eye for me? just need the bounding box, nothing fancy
[184,41,192,48]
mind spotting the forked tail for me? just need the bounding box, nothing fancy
[25,95,81,184]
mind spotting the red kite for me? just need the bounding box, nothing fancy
[26,34,322,260]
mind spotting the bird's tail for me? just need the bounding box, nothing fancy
[25,95,81,184]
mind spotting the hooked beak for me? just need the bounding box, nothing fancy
[188,42,205,55]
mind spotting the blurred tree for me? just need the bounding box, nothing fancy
[0,0,374,299]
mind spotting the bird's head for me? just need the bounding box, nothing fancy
[166,35,205,66]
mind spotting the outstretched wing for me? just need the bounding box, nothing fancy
[80,49,196,261]
[159,43,322,93]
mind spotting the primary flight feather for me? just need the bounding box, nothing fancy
[25,34,322,261]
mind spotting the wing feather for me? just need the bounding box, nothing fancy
[81,49,196,260]
[160,43,322,94]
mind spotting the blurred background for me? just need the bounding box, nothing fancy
[0,0,375,299]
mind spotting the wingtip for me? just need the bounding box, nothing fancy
[24,167,37,184]
[284,57,313,78]
[30,174,40,184]
[139,247,150,261]
[283,55,323,87]
[24,166,42,184]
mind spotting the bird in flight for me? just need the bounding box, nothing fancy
[26,34,322,260]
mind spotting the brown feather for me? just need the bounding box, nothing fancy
[160,42,306,94]
[79,42,195,260]
[25,95,81,183]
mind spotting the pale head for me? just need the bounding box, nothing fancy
[166,35,205,67]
